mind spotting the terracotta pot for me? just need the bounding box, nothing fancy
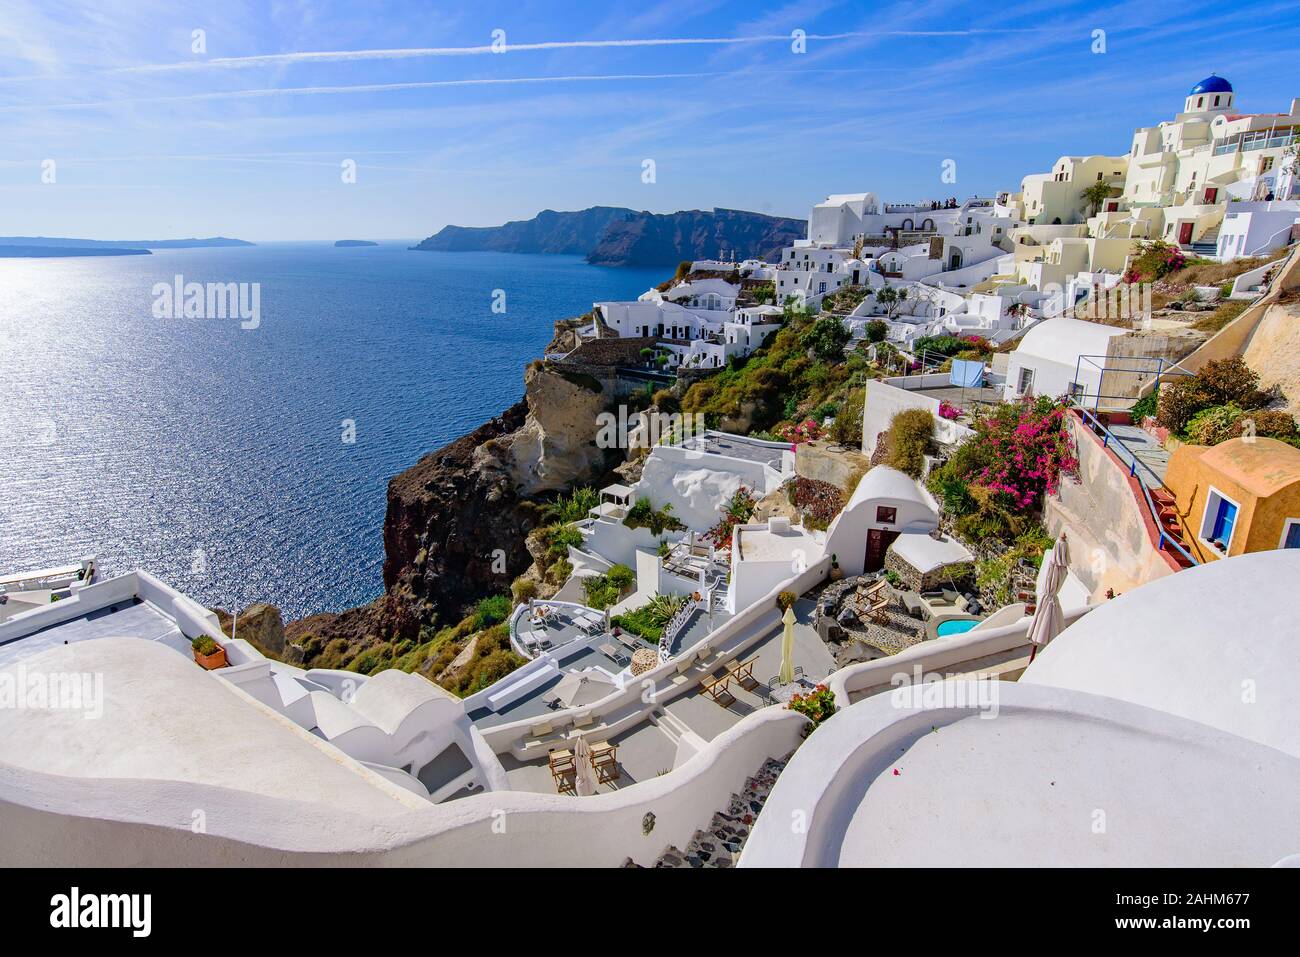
[194,645,227,670]
[830,567,844,580]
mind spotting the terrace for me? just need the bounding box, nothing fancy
[678,431,790,473]
[493,603,837,795]
[0,594,192,668]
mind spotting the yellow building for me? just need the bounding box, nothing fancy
[1164,437,1300,562]
[1019,155,1129,226]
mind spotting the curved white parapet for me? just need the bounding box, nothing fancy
[824,603,1093,707]
[739,682,1300,868]
[0,679,809,867]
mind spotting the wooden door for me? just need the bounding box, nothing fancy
[864,529,899,572]
[1178,222,1193,245]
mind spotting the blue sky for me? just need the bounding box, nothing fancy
[1,0,1297,241]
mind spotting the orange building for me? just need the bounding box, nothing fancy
[1164,437,1300,562]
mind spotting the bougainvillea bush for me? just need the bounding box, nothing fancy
[927,396,1078,541]
[702,485,757,550]
[778,418,824,445]
[938,400,964,420]
[1123,239,1186,283]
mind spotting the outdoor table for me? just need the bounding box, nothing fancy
[768,677,815,705]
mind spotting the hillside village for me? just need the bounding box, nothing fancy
[3,75,1299,867]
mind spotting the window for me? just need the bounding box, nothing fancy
[1199,487,1240,554]
[1017,367,1035,396]
[876,506,898,525]
[1281,519,1300,549]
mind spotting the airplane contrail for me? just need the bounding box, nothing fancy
[105,29,1043,74]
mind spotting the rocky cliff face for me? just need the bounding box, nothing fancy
[284,361,618,661]
[586,207,806,267]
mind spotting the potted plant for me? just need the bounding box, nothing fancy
[776,590,797,612]
[829,554,844,580]
[192,635,227,670]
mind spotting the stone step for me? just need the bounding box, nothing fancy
[645,751,795,868]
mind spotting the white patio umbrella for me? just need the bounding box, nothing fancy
[573,734,597,796]
[1027,534,1070,663]
[555,670,616,708]
[779,605,796,685]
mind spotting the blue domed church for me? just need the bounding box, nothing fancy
[1183,74,1234,114]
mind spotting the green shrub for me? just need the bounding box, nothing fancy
[830,387,864,447]
[776,590,797,611]
[1191,299,1247,333]
[1186,403,1247,446]
[801,316,851,361]
[1157,356,1266,434]
[541,487,599,524]
[653,389,680,414]
[1130,390,1158,423]
[606,563,636,590]
[624,497,685,536]
[471,594,511,630]
[886,408,935,477]
[511,577,539,604]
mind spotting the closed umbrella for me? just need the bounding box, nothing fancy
[1027,534,1070,663]
[573,734,596,796]
[779,605,796,685]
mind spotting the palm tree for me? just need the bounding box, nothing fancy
[1081,180,1117,217]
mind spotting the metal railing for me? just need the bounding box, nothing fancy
[658,595,702,661]
[1069,401,1198,567]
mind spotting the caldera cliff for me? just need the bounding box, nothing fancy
[276,344,622,682]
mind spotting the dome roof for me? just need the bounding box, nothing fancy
[1189,74,1232,95]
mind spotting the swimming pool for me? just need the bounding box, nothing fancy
[935,618,980,638]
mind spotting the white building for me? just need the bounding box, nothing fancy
[1002,316,1128,402]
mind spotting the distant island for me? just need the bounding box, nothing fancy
[409,206,806,267]
[334,240,379,247]
[0,236,254,258]
[0,245,152,258]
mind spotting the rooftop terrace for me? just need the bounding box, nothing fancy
[495,602,836,796]
[0,596,191,668]
[679,431,789,471]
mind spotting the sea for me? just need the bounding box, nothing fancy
[0,243,665,619]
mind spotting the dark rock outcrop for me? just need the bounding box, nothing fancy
[283,359,623,662]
